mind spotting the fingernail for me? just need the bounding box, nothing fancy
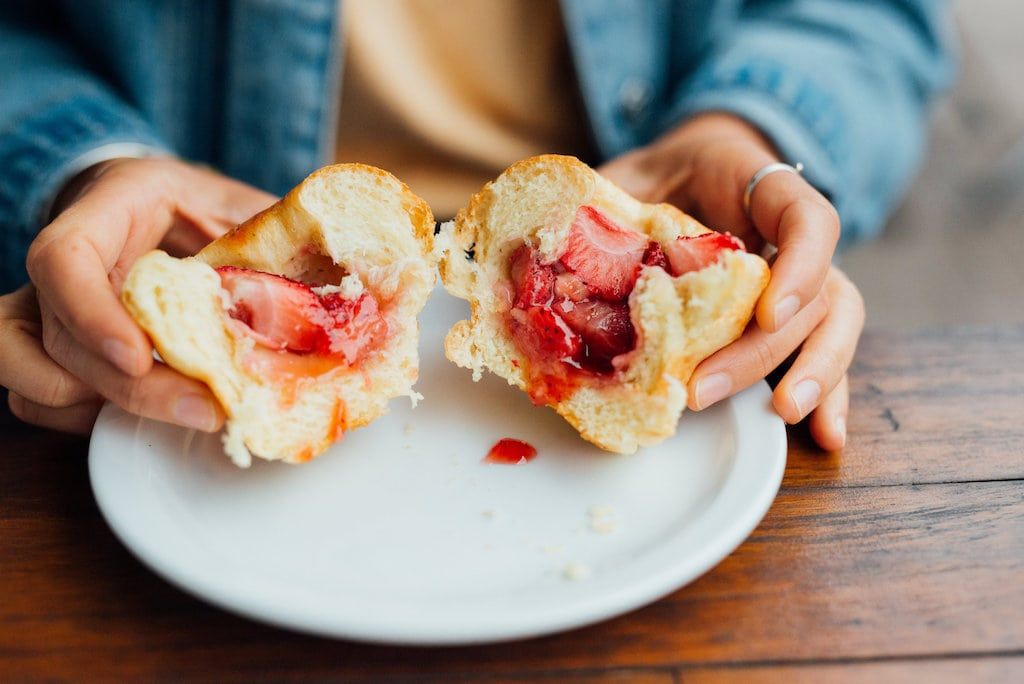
[102,339,138,375]
[835,416,847,448]
[773,295,801,330]
[694,373,731,409]
[789,379,821,419]
[173,394,219,432]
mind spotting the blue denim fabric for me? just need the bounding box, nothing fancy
[0,0,954,291]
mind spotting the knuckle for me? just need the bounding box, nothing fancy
[850,289,866,328]
[25,235,55,280]
[41,373,84,409]
[832,271,866,325]
[7,392,37,424]
[41,319,71,363]
[28,232,87,287]
[812,345,847,381]
[806,293,829,323]
[819,199,841,228]
[116,377,150,416]
[7,391,24,418]
[751,337,780,378]
[846,278,866,313]
[795,196,841,239]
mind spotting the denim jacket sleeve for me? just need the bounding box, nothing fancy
[664,0,956,245]
[0,7,170,292]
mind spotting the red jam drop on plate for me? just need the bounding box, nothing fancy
[484,438,538,465]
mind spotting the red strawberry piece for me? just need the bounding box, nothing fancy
[509,245,555,308]
[641,240,669,270]
[321,291,389,365]
[664,232,745,276]
[559,299,635,370]
[559,205,648,301]
[509,306,581,360]
[553,271,589,302]
[216,266,331,353]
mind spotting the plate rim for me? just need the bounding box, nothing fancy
[88,380,786,646]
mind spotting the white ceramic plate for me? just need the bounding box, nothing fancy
[89,289,786,645]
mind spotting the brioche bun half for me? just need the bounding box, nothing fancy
[436,155,769,454]
[122,164,435,466]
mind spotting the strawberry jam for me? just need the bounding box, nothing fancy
[216,266,387,366]
[506,205,744,404]
[484,438,537,465]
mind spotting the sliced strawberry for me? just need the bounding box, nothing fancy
[216,266,388,363]
[641,240,669,270]
[664,232,745,276]
[216,266,330,353]
[509,306,581,360]
[559,299,635,371]
[322,291,389,365]
[553,271,589,302]
[559,205,648,301]
[509,245,555,308]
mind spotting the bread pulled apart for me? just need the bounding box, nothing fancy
[122,164,435,466]
[436,155,769,454]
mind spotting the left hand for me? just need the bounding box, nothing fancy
[599,113,864,450]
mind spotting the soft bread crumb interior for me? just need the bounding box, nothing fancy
[437,155,769,454]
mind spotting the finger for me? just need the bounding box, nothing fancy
[40,308,225,432]
[772,270,865,423]
[688,291,829,410]
[28,203,154,377]
[809,375,849,451]
[0,287,97,407]
[748,172,840,332]
[2,284,42,323]
[0,315,97,408]
[8,392,103,435]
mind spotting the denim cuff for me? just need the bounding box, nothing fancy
[0,93,170,290]
[663,60,846,210]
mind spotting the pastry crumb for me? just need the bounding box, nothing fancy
[563,562,592,581]
[587,505,619,534]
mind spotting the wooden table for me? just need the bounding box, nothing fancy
[2,326,1022,682]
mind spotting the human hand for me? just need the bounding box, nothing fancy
[599,113,864,450]
[2,157,276,434]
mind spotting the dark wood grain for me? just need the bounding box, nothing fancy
[784,325,1024,487]
[1,326,1022,682]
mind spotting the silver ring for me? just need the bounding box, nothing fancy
[743,162,804,217]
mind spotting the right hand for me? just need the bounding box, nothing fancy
[1,157,276,434]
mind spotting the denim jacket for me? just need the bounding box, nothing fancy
[0,1,954,291]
